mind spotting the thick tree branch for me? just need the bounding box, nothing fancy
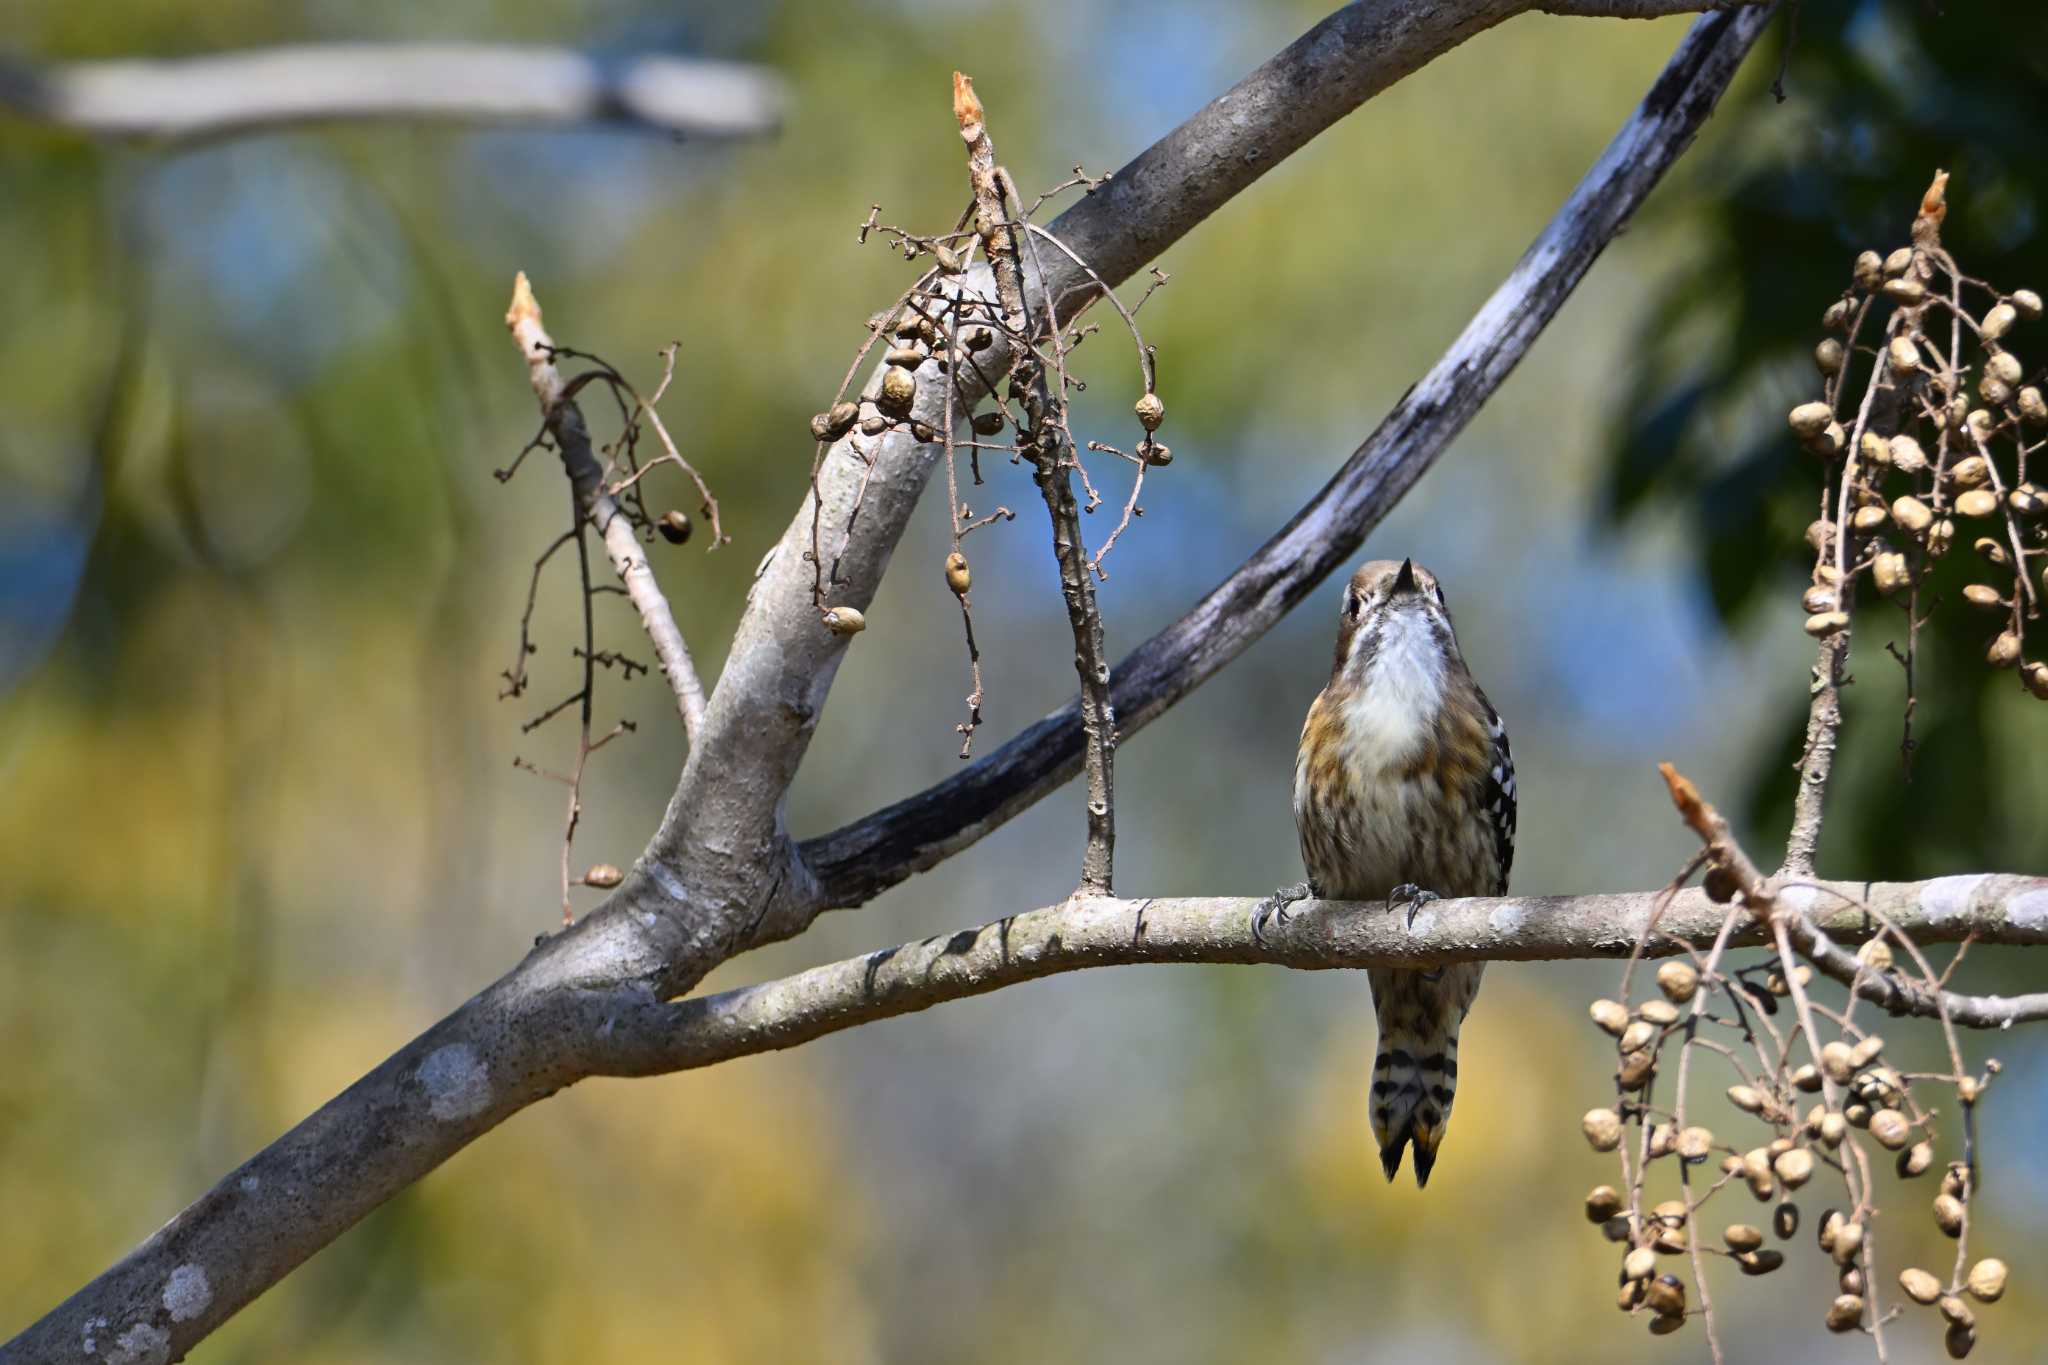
[0,45,785,143]
[507,274,709,742]
[800,3,1780,913]
[585,874,2048,1080]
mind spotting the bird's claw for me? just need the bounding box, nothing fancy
[1252,881,1315,946]
[1388,883,1441,931]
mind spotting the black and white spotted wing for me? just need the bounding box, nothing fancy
[1480,699,1516,896]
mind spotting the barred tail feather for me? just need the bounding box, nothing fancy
[1367,965,1479,1188]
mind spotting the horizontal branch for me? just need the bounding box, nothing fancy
[588,873,2048,1079]
[0,44,785,142]
[799,3,1779,913]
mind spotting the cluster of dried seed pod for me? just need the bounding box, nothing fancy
[1577,930,2008,1357]
[1791,174,2047,697]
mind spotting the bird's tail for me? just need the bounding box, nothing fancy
[1367,964,1483,1187]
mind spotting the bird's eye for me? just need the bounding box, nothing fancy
[1344,591,1361,619]
[1434,584,1447,607]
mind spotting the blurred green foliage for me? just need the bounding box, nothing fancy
[3,2,2044,1361]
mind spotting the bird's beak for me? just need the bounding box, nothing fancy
[1393,558,1416,595]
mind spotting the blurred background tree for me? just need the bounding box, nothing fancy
[1,1,2041,1361]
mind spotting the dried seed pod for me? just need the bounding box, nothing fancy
[1853,251,1884,291]
[1892,495,1934,533]
[1651,1199,1689,1252]
[1720,1155,1745,1177]
[1724,1223,1764,1252]
[1983,375,2014,406]
[1804,611,1851,639]
[944,551,971,596]
[1827,1294,1865,1333]
[1859,430,1891,467]
[1850,1036,1885,1070]
[1940,1295,1977,1330]
[1775,1148,1816,1188]
[1885,278,1927,304]
[1616,1279,1644,1312]
[1142,441,1173,467]
[1850,506,1888,534]
[821,605,867,636]
[1602,1215,1632,1243]
[1960,1075,1983,1103]
[1884,246,1915,277]
[1928,517,1955,558]
[965,327,994,352]
[1644,1275,1686,1317]
[2011,483,2047,517]
[860,414,889,436]
[1944,1164,1969,1199]
[1807,421,1846,458]
[1792,1064,1822,1093]
[1934,1193,1966,1237]
[1840,1267,1866,1297]
[1814,338,1845,374]
[1647,1313,1684,1337]
[1872,552,1912,597]
[1134,392,1165,432]
[885,346,924,369]
[1949,454,1992,488]
[1773,1201,1800,1239]
[1585,1184,1623,1222]
[1832,1219,1865,1266]
[1656,960,1699,1003]
[1623,1248,1657,1282]
[1869,1109,1911,1149]
[2020,386,2048,424]
[583,863,624,889]
[1900,1267,1944,1304]
[1619,1020,1657,1055]
[1618,1050,1656,1090]
[1767,965,1811,995]
[1788,402,1834,439]
[878,366,917,415]
[1805,517,1836,555]
[1948,396,1973,431]
[1963,584,2006,611]
[2013,288,2044,321]
[1589,1000,1628,1036]
[1988,632,2023,668]
[1889,433,1930,473]
[1818,1208,1844,1253]
[1825,298,1855,330]
[2023,660,2048,700]
[1703,864,1741,903]
[933,242,963,274]
[1945,1321,1977,1359]
[1987,351,2024,387]
[1802,1104,1826,1137]
[910,421,937,443]
[812,401,860,442]
[970,410,1007,436]
[1583,1108,1623,1152]
[1966,1258,2008,1302]
[894,309,929,338]
[1821,1040,1855,1082]
[1890,335,1923,373]
[1898,1141,1934,1178]
[1676,1126,1714,1162]
[1768,1136,1793,1157]
[657,510,693,545]
[1647,1123,1675,1160]
[1975,537,2011,566]
[1846,1102,1871,1127]
[1638,999,1679,1026]
[1728,1085,1767,1114]
[1983,302,2018,340]
[1739,1249,1785,1276]
[1821,1112,1847,1148]
[1956,489,2000,519]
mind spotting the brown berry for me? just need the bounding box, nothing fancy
[1656,960,1699,1003]
[1898,1141,1934,1178]
[944,551,971,597]
[1827,1294,1865,1333]
[1988,632,2023,668]
[1966,1258,2007,1302]
[1899,1267,1943,1304]
[583,863,624,889]
[1583,1108,1623,1153]
[1585,1184,1623,1223]
[822,605,867,636]
[1724,1224,1764,1253]
[657,510,693,545]
[1134,392,1165,432]
[1935,1194,1966,1237]
[1788,402,1834,439]
[1589,999,1628,1036]
[878,366,916,415]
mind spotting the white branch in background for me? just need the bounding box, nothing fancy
[589,875,2048,1079]
[0,44,785,142]
[507,273,709,740]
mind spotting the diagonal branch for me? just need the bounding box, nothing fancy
[800,3,1780,914]
[506,274,709,742]
[583,873,2048,1081]
[0,44,785,143]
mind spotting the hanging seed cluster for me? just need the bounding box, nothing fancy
[1577,927,2007,1358]
[811,160,1171,757]
[1790,171,2047,700]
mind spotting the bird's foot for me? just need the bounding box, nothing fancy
[1387,883,1441,931]
[1252,881,1316,946]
